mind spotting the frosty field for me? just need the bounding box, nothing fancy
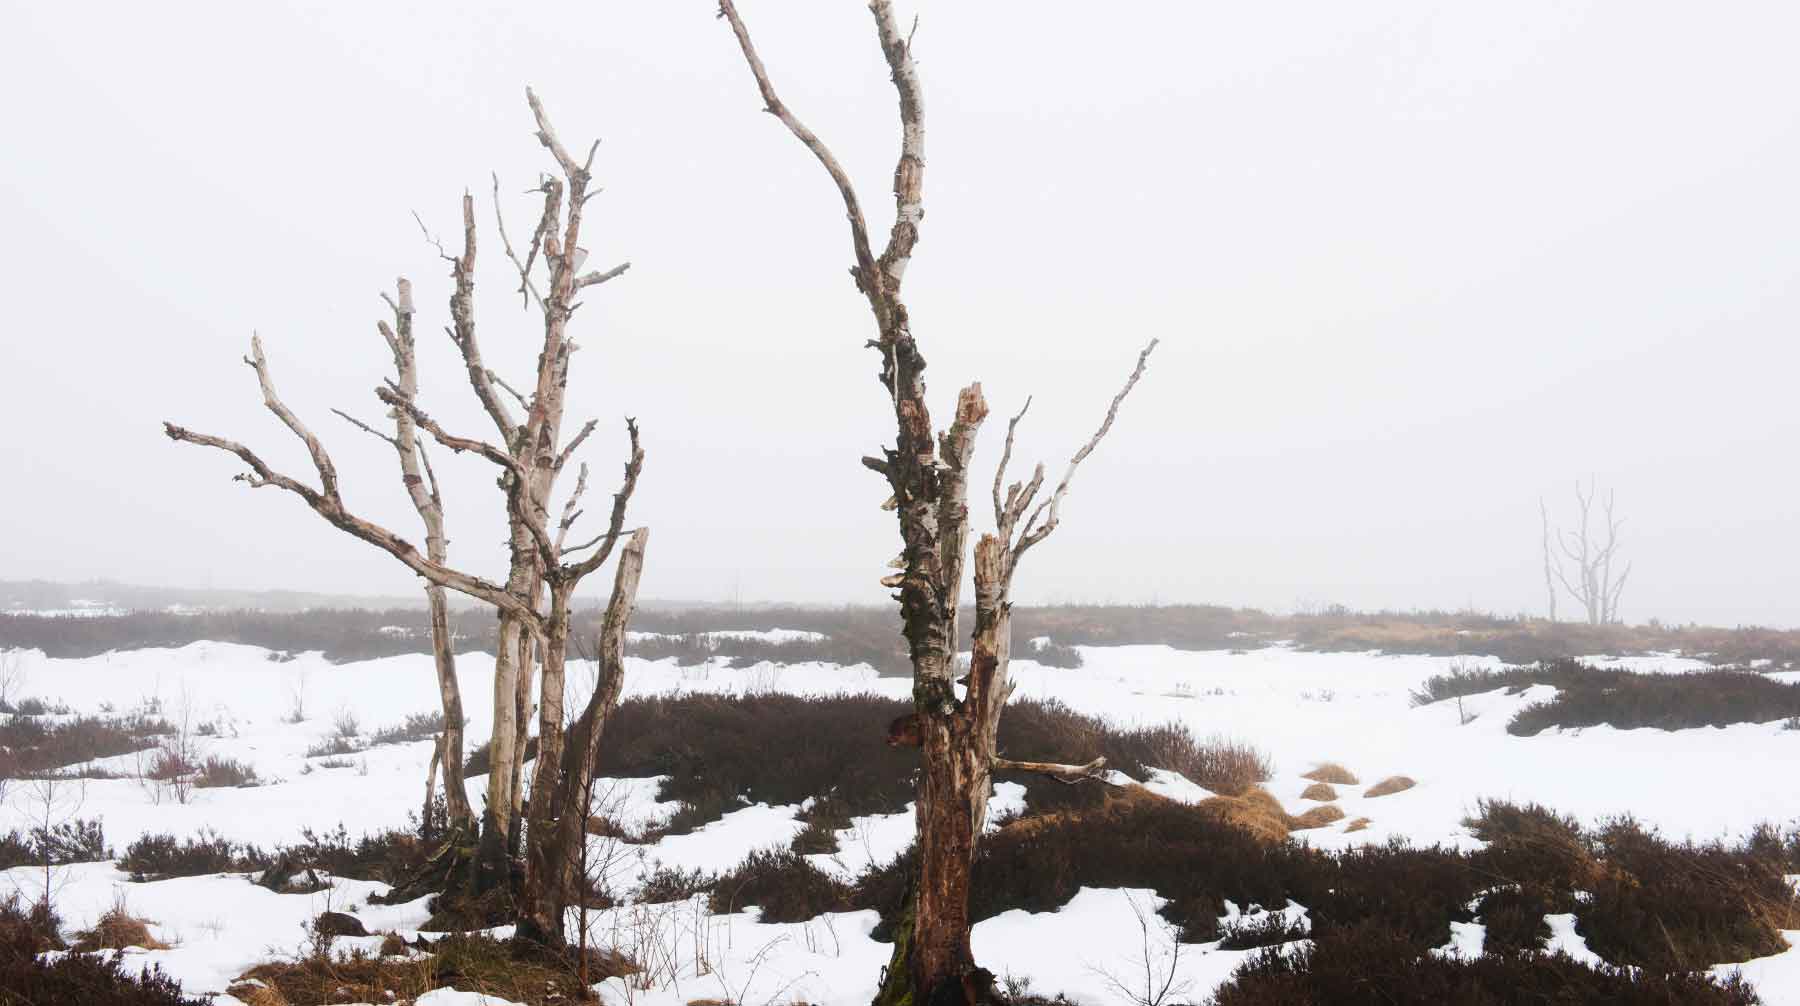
[2,639,1796,1004]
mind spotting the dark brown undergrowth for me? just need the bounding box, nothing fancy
[1464,800,1799,970]
[0,817,109,871]
[0,895,205,1006]
[242,931,628,1006]
[122,820,438,887]
[849,791,1796,981]
[576,693,1266,841]
[121,829,266,881]
[0,710,172,777]
[1412,659,1800,732]
[708,847,854,922]
[1208,921,1762,1005]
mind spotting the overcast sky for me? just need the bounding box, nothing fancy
[2,1,1797,626]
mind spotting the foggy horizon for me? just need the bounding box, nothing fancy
[4,1,1798,628]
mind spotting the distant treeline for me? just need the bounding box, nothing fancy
[3,603,1797,670]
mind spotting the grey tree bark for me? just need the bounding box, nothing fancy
[333,279,477,834]
[165,89,648,950]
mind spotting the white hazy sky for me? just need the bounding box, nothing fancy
[2,2,1797,626]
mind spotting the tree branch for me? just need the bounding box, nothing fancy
[1015,339,1158,560]
[992,755,1110,785]
[716,0,881,297]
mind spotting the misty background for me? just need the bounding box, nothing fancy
[1,1,1796,626]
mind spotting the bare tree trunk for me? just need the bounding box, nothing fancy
[716,9,1151,999]
[168,89,648,949]
[516,529,647,948]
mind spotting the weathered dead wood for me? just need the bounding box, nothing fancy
[716,5,1155,1003]
[167,90,651,950]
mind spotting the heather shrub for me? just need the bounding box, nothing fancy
[709,847,854,922]
[1209,921,1761,1005]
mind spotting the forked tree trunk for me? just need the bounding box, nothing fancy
[715,9,1154,998]
[515,529,646,948]
[168,93,648,943]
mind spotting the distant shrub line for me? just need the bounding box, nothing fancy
[1413,658,1800,733]
[13,602,1798,670]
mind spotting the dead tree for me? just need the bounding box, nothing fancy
[165,89,647,950]
[1539,498,1557,623]
[1544,478,1632,625]
[333,278,476,834]
[716,5,1156,1002]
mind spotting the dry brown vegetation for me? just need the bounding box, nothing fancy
[240,933,628,1006]
[72,907,168,952]
[1363,776,1415,798]
[1291,805,1347,830]
[1343,817,1371,833]
[1301,763,1359,786]
[1298,782,1338,801]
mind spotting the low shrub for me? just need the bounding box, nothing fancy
[1413,659,1800,733]
[709,847,854,922]
[1583,815,1797,970]
[303,737,359,759]
[0,818,108,871]
[369,711,446,747]
[1209,921,1762,1005]
[633,865,711,905]
[195,755,259,788]
[0,894,206,1005]
[1215,911,1309,950]
[121,829,265,881]
[1297,782,1336,801]
[241,930,627,1006]
[0,711,172,777]
[1023,638,1084,669]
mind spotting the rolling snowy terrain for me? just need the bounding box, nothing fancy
[2,639,1796,1004]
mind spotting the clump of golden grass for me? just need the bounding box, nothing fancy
[1299,782,1338,801]
[1344,817,1372,833]
[72,907,168,952]
[226,981,290,1006]
[1364,776,1416,798]
[1291,805,1347,830]
[1301,762,1359,786]
[1197,786,1292,844]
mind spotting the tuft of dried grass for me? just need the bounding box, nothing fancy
[1291,805,1347,830]
[226,981,289,1006]
[1364,776,1416,798]
[1197,787,1293,844]
[73,908,168,952]
[1299,782,1338,802]
[1301,762,1359,786]
[1344,817,1372,833]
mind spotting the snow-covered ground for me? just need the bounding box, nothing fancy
[1,640,1795,1004]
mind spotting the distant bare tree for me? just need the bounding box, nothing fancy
[1539,498,1557,623]
[165,89,650,950]
[715,4,1155,1003]
[1542,478,1632,625]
